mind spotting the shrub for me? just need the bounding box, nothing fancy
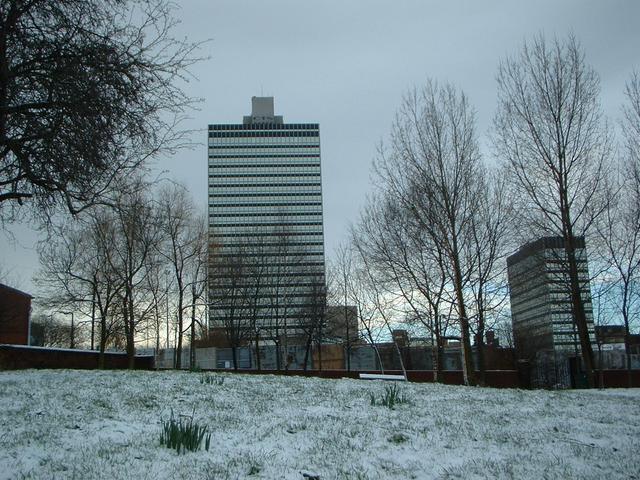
[160,410,211,454]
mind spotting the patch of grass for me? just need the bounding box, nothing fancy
[160,410,211,454]
[369,384,410,409]
[388,432,409,444]
[200,374,224,386]
[285,418,309,434]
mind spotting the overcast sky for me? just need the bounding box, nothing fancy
[2,0,639,295]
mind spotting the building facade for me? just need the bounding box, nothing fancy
[0,283,32,345]
[208,97,325,342]
[507,236,596,360]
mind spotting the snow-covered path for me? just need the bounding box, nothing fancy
[0,370,638,479]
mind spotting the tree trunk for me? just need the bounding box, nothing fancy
[435,339,444,383]
[254,330,262,371]
[231,345,238,371]
[175,286,184,369]
[124,286,136,370]
[190,299,196,370]
[98,314,107,369]
[91,287,96,350]
[344,303,351,371]
[452,252,476,386]
[564,235,596,388]
[303,335,312,372]
[275,340,281,371]
[318,322,323,371]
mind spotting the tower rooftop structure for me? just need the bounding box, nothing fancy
[242,96,283,125]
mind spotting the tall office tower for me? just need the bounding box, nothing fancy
[506,236,596,360]
[208,97,325,342]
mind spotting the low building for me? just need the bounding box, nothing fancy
[0,283,33,345]
[595,325,626,350]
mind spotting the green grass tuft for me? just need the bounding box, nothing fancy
[200,373,225,386]
[159,410,211,454]
[369,383,410,409]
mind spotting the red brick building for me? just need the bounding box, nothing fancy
[0,283,32,345]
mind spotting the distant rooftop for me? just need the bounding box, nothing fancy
[506,236,586,267]
[243,96,283,125]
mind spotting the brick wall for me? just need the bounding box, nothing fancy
[0,345,154,370]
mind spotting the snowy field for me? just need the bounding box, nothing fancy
[0,370,639,479]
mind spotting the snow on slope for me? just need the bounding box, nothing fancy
[0,370,638,479]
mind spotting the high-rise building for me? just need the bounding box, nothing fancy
[506,236,596,360]
[208,97,325,341]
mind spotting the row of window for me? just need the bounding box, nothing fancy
[208,130,319,138]
[210,190,322,199]
[209,174,321,183]
[211,218,322,227]
[209,192,322,199]
[212,248,324,255]
[209,154,320,160]
[209,201,321,208]
[208,149,320,157]
[210,315,327,324]
[208,137,319,147]
[209,123,319,130]
[209,205,322,217]
[212,249,324,257]
[209,282,325,292]
[209,181,321,188]
[213,216,322,225]
[210,210,322,218]
[213,242,323,250]
[215,264,324,279]
[209,299,323,308]
[211,224,324,232]
[213,232,323,239]
[208,144,319,150]
[209,162,320,170]
[209,173,320,180]
[210,178,320,187]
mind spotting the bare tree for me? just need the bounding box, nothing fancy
[493,35,612,387]
[374,81,484,385]
[346,250,387,373]
[592,71,640,384]
[30,313,84,348]
[262,224,304,371]
[156,184,204,368]
[623,71,640,165]
[331,243,360,371]
[36,210,125,367]
[186,215,208,369]
[208,245,252,370]
[352,194,451,380]
[0,0,203,225]
[465,172,512,383]
[108,183,162,369]
[301,275,327,371]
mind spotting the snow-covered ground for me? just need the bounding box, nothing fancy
[0,370,638,479]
